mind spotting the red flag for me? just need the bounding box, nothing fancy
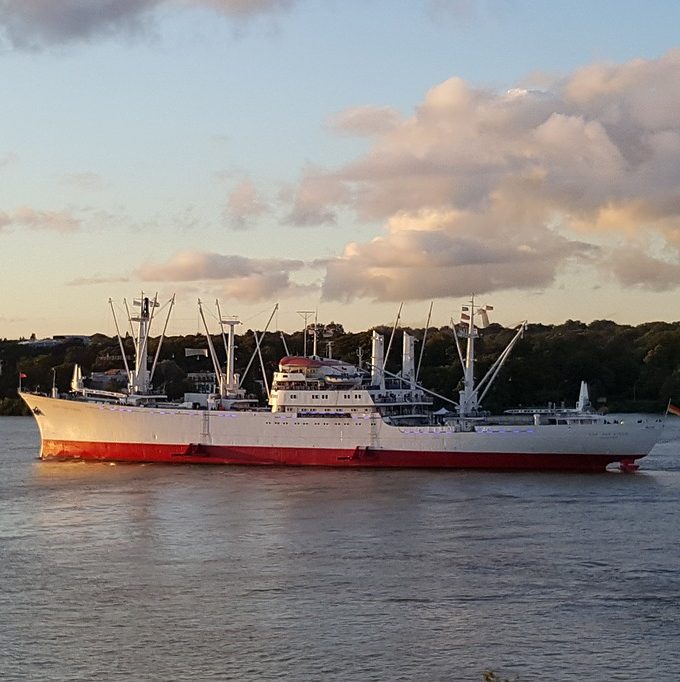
[19,372,27,379]
[667,403,680,417]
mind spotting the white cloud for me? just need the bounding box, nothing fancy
[328,106,402,137]
[0,206,81,232]
[219,271,314,302]
[283,166,350,226]
[322,208,597,301]
[278,51,680,299]
[137,250,302,280]
[136,250,314,301]
[224,179,268,230]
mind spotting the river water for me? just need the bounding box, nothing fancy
[1,416,680,681]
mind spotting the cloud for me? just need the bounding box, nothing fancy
[0,152,18,167]
[279,50,680,300]
[137,250,303,280]
[61,172,104,191]
[66,274,129,286]
[283,166,351,226]
[605,248,680,292]
[0,0,297,49]
[223,179,268,229]
[0,206,81,232]
[136,250,313,301]
[322,208,597,302]
[219,271,314,302]
[196,0,296,18]
[328,106,402,137]
[170,205,203,232]
[0,0,162,49]
[427,0,509,24]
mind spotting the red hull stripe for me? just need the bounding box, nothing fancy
[40,439,640,471]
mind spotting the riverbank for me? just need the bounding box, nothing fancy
[0,398,30,416]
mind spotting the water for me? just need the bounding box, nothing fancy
[1,417,680,681]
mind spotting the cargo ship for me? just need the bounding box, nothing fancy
[20,296,664,471]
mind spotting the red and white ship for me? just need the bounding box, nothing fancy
[20,296,664,472]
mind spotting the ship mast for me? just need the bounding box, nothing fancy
[129,294,158,395]
[371,330,385,390]
[402,332,416,390]
[218,309,241,394]
[455,297,526,417]
[109,293,173,398]
[457,296,479,417]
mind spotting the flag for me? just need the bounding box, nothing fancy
[19,372,27,379]
[461,306,469,311]
[667,403,680,417]
[460,312,470,321]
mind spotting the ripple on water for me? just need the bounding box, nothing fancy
[1,417,680,680]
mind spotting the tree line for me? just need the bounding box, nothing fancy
[2,318,679,415]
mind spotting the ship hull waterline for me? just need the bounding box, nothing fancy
[22,393,662,473]
[40,439,638,472]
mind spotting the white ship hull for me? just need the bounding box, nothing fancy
[21,393,664,471]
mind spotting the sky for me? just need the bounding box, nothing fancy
[3,0,680,338]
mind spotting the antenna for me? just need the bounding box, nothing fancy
[296,310,314,357]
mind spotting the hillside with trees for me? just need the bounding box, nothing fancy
[2,319,680,416]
